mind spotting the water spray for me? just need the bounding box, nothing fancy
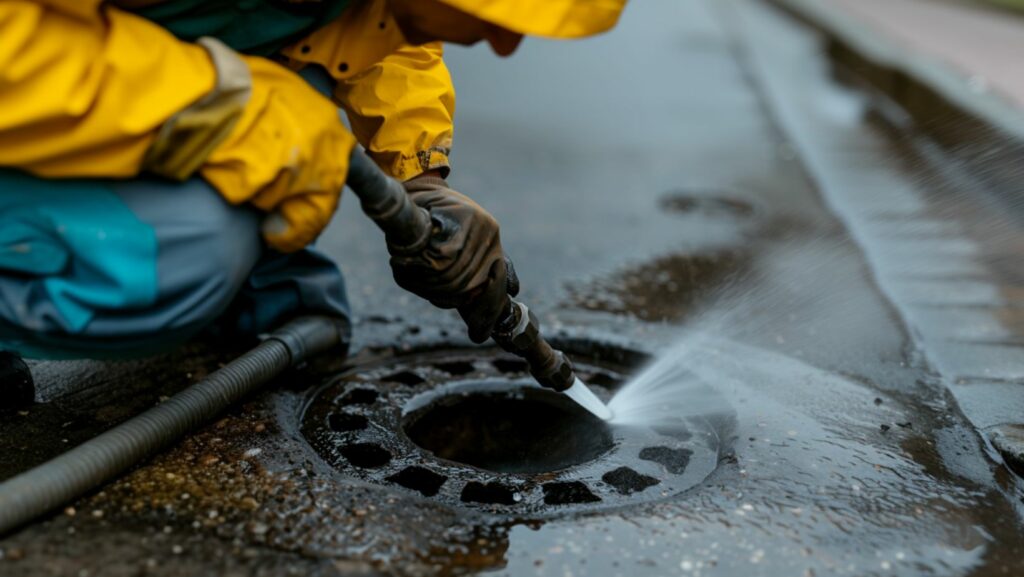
[346,150,612,421]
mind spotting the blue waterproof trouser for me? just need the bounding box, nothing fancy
[0,170,350,359]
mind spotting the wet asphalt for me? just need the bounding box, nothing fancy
[2,0,1024,575]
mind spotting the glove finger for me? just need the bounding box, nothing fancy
[390,258,459,298]
[428,211,459,245]
[390,213,471,282]
[504,254,520,297]
[458,259,508,343]
[390,262,465,309]
[393,261,489,310]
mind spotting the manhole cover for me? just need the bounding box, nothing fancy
[301,343,725,516]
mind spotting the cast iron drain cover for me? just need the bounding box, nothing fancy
[301,345,723,516]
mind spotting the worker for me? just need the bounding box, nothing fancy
[0,0,627,408]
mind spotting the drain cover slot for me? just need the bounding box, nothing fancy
[543,482,600,505]
[639,446,693,474]
[340,443,391,468]
[382,371,425,386]
[602,467,660,495]
[386,466,447,497]
[462,481,520,505]
[340,389,379,406]
[329,413,368,433]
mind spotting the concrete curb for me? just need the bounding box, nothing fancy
[765,0,1024,215]
[761,0,1024,477]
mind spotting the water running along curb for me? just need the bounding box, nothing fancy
[752,0,1024,480]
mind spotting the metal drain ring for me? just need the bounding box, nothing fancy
[301,345,723,516]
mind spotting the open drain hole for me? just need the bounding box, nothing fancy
[639,446,692,474]
[340,388,379,406]
[602,467,660,495]
[387,466,447,497]
[461,481,518,505]
[383,371,426,386]
[543,482,600,505]
[492,358,529,374]
[329,413,368,433]
[434,361,476,376]
[341,443,392,468]
[404,387,613,474]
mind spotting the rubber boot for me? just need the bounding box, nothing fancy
[0,352,34,411]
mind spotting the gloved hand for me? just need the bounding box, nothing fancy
[198,47,358,253]
[390,175,519,343]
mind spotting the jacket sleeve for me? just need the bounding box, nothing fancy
[0,0,217,178]
[332,42,455,182]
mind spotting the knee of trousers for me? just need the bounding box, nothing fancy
[94,176,265,338]
[0,173,264,357]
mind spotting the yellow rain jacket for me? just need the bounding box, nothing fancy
[0,0,625,251]
[0,0,454,250]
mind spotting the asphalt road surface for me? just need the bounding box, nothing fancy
[2,1,1023,575]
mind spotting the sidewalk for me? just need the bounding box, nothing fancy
[771,0,1024,179]
[830,0,1024,108]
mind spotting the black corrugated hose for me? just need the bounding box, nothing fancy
[0,316,348,535]
[0,150,408,534]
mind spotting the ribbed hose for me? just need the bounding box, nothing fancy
[0,316,346,535]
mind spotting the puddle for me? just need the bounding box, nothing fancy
[659,191,758,219]
[568,251,748,322]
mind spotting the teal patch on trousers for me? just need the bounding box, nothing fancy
[0,170,159,333]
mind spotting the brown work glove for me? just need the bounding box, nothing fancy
[389,175,519,343]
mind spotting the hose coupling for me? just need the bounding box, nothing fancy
[491,300,575,392]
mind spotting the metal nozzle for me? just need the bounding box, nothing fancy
[491,300,576,392]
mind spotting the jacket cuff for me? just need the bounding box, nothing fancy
[402,174,449,192]
[417,146,451,179]
[375,145,451,182]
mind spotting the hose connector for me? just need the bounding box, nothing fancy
[266,315,350,366]
[491,300,575,392]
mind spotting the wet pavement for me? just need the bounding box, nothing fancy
[3,0,1024,575]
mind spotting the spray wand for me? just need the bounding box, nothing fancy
[346,150,612,421]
